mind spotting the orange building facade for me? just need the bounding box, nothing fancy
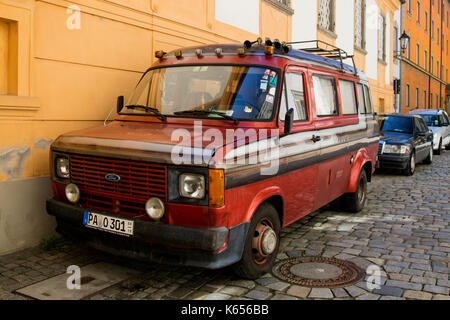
[399,0,450,113]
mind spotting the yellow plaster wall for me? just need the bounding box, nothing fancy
[0,0,293,182]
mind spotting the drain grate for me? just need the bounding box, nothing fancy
[272,256,365,288]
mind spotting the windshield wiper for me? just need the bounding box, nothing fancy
[174,110,240,125]
[124,105,167,121]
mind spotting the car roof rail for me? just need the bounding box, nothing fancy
[287,40,357,75]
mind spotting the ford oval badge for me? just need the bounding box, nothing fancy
[105,174,121,182]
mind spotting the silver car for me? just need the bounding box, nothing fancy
[409,109,450,154]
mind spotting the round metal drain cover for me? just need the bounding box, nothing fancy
[272,257,365,288]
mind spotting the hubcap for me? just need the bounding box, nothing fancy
[252,218,277,265]
[358,177,366,205]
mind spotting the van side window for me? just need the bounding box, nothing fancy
[312,75,338,116]
[419,118,428,131]
[357,83,366,114]
[280,72,307,121]
[339,80,357,115]
[363,85,373,114]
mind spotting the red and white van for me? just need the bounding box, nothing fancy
[47,39,379,279]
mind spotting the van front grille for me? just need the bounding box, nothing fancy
[69,154,166,216]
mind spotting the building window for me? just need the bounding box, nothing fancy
[431,55,434,74]
[407,0,411,14]
[437,59,439,77]
[424,49,428,69]
[424,90,427,108]
[417,1,421,23]
[425,11,428,32]
[318,0,335,32]
[416,87,419,108]
[0,18,18,95]
[406,84,410,107]
[378,14,386,62]
[394,26,399,52]
[432,20,434,39]
[416,43,420,64]
[354,0,366,49]
[437,27,440,46]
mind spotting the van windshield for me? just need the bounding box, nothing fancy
[125,65,279,121]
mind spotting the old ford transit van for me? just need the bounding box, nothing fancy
[47,39,379,279]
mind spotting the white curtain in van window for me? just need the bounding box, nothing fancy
[313,76,337,116]
[339,80,357,115]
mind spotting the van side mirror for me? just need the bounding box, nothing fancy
[117,96,124,113]
[284,108,294,135]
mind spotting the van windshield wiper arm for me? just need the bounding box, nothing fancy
[174,110,239,125]
[125,105,167,121]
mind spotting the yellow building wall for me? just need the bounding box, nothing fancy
[0,0,292,254]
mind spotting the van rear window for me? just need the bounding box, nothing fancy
[312,75,338,117]
[339,80,357,115]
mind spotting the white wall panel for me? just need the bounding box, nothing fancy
[365,0,378,80]
[385,14,391,84]
[336,0,354,55]
[291,0,317,45]
[215,0,259,35]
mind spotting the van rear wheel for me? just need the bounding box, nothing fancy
[344,169,367,213]
[233,203,280,280]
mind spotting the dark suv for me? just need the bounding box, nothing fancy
[377,114,433,175]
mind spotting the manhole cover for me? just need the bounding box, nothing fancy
[272,257,365,288]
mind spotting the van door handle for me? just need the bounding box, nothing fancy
[312,135,321,143]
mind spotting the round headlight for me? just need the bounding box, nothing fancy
[65,183,80,203]
[145,197,165,220]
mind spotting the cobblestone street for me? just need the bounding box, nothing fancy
[1,151,449,301]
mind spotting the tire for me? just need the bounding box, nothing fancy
[423,145,433,164]
[435,139,442,155]
[343,169,368,213]
[403,152,416,176]
[233,203,281,279]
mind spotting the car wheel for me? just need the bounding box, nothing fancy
[435,139,442,155]
[233,203,280,280]
[403,152,416,176]
[344,169,368,213]
[423,145,433,164]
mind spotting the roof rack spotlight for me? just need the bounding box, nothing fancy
[195,49,203,57]
[174,49,183,59]
[214,48,223,57]
[265,38,273,47]
[155,50,167,59]
[273,39,282,50]
[281,42,291,54]
[244,37,263,49]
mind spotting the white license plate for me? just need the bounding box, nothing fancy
[83,211,134,236]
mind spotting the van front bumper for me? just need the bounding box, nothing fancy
[46,199,248,269]
[376,154,410,170]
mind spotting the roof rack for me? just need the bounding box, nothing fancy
[287,40,357,75]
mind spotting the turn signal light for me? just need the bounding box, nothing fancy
[209,169,225,208]
[264,46,274,55]
[237,48,245,56]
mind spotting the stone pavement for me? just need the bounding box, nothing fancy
[1,151,449,300]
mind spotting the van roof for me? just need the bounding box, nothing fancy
[163,43,364,79]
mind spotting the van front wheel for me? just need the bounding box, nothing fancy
[233,203,280,280]
[344,169,368,213]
